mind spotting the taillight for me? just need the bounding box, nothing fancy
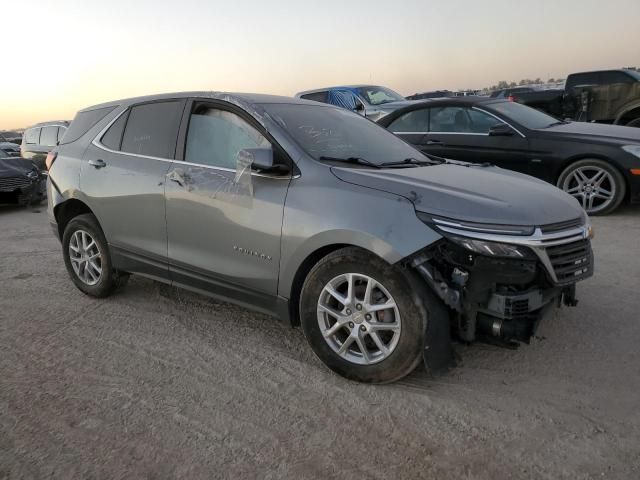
[45,151,58,171]
[507,95,515,102]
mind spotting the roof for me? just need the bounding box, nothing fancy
[78,91,314,113]
[295,85,383,96]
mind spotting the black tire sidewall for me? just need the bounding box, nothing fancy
[557,159,626,215]
[62,214,117,297]
[300,248,425,383]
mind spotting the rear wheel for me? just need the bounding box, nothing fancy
[62,214,129,297]
[626,117,640,128]
[300,247,425,383]
[557,159,625,215]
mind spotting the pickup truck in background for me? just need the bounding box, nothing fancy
[504,69,640,128]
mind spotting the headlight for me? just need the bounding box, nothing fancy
[447,234,535,259]
[622,145,640,159]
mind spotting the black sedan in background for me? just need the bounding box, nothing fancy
[0,150,45,206]
[378,97,640,215]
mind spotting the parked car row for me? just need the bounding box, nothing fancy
[46,91,595,383]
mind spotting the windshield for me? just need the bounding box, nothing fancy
[626,69,640,81]
[263,103,426,166]
[357,86,405,106]
[487,101,561,129]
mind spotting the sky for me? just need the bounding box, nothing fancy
[1,0,639,130]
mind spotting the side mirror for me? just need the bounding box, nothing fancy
[237,147,274,171]
[354,102,365,112]
[488,123,515,136]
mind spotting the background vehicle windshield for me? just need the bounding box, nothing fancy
[488,101,560,129]
[626,69,640,81]
[263,103,425,165]
[357,86,405,106]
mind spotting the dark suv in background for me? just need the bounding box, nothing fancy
[21,121,69,170]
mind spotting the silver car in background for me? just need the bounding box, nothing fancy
[47,92,593,383]
[295,85,415,121]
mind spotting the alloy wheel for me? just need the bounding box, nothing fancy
[561,165,616,214]
[317,273,402,365]
[69,230,102,286]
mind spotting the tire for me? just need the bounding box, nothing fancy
[557,159,626,215]
[626,118,640,128]
[299,247,426,383]
[62,213,129,297]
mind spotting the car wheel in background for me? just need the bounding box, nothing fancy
[557,159,626,215]
[62,213,129,297]
[300,247,425,383]
[626,118,640,128]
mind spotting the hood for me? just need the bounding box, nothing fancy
[331,163,585,227]
[0,157,36,177]
[538,122,640,145]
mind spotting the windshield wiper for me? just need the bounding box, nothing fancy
[379,157,442,168]
[318,156,381,169]
[545,120,568,128]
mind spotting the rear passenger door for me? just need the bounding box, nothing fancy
[386,108,429,147]
[82,99,186,280]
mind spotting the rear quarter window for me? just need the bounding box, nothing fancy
[120,101,183,158]
[300,92,329,103]
[61,106,116,145]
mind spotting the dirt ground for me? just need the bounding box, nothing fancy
[1,204,639,479]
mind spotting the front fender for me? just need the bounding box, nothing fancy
[277,175,442,299]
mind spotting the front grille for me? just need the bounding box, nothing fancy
[540,218,583,234]
[0,176,31,192]
[546,239,593,285]
[504,297,530,318]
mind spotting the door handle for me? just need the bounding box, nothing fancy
[88,159,106,169]
[426,140,443,145]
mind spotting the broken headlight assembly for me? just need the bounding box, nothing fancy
[445,234,535,259]
[416,212,536,259]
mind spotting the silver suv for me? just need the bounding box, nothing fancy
[47,92,593,383]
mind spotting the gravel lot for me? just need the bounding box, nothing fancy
[1,204,639,479]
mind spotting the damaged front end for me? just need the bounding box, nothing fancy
[406,213,594,372]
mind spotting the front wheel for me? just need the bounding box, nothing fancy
[557,159,626,215]
[300,247,425,383]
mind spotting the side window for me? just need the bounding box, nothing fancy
[467,109,501,133]
[301,92,328,103]
[567,73,599,89]
[120,101,183,158]
[100,111,129,151]
[25,128,41,144]
[327,90,360,110]
[430,107,466,132]
[184,106,271,169]
[602,71,634,84]
[388,109,429,133]
[40,126,59,147]
[57,127,67,143]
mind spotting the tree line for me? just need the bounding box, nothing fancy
[488,67,639,92]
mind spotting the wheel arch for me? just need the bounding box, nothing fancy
[286,243,352,326]
[53,198,96,240]
[614,103,640,125]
